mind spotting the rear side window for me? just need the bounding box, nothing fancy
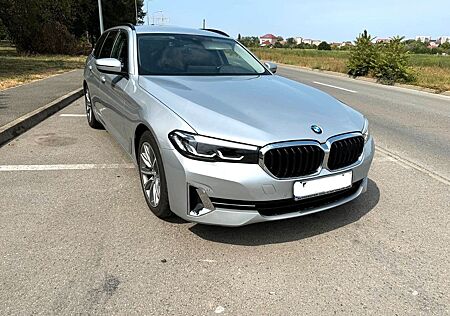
[99,31,118,59]
[111,31,129,72]
[93,33,107,58]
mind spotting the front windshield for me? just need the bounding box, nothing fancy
[137,34,269,76]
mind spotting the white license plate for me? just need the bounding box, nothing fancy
[293,171,353,200]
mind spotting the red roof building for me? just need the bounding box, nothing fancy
[259,34,278,46]
[260,34,277,39]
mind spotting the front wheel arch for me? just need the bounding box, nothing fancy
[83,82,103,129]
[134,124,151,162]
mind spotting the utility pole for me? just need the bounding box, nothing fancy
[152,11,168,25]
[202,19,206,29]
[146,0,153,25]
[97,0,104,34]
[146,1,149,25]
[135,0,138,24]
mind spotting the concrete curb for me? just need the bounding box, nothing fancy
[0,88,83,147]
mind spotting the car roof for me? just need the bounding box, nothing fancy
[131,25,229,38]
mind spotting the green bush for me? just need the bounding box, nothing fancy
[285,37,297,48]
[347,30,376,77]
[348,31,414,85]
[373,36,413,84]
[405,40,430,54]
[318,41,331,50]
[273,42,283,48]
[239,36,260,48]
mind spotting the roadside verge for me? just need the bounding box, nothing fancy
[0,89,83,146]
[277,63,450,96]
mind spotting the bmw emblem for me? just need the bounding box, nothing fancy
[311,125,323,134]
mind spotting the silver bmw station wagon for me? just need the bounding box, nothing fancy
[83,25,374,227]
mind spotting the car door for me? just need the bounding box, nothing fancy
[104,29,135,151]
[93,30,121,137]
[85,32,108,122]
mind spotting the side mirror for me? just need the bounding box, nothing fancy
[96,58,123,74]
[265,62,277,74]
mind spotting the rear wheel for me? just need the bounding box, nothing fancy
[84,85,103,129]
[138,131,172,218]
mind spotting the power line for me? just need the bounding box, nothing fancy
[151,11,169,25]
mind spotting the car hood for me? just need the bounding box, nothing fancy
[139,75,364,146]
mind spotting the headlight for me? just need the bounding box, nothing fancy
[362,118,370,143]
[169,131,259,163]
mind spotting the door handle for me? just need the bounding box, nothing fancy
[100,76,106,83]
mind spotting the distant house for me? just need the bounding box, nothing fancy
[376,38,391,44]
[428,40,439,48]
[340,41,353,47]
[416,36,431,43]
[437,36,450,44]
[292,37,322,46]
[259,34,277,46]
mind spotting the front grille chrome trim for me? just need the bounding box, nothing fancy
[259,132,364,180]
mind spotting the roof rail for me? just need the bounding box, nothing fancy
[120,23,135,30]
[202,28,230,37]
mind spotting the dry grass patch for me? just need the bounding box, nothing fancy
[0,42,86,90]
[252,48,450,93]
[253,48,348,73]
[411,67,450,92]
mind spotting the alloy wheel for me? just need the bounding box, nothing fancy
[85,88,92,123]
[140,142,161,207]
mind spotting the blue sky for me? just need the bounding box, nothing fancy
[143,0,449,42]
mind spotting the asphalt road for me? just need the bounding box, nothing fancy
[0,75,449,314]
[278,66,450,181]
[0,69,83,127]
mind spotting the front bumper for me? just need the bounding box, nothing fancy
[161,136,375,227]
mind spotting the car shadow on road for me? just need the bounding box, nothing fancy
[189,179,380,246]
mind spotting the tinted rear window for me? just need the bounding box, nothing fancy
[111,31,129,72]
[93,33,107,58]
[99,31,118,59]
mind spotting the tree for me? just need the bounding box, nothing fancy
[0,0,145,54]
[405,40,429,54]
[373,36,413,84]
[347,30,377,77]
[0,18,8,40]
[318,41,331,50]
[285,37,296,48]
[273,41,283,48]
[439,42,450,50]
[296,42,314,49]
[71,0,145,43]
[239,36,260,47]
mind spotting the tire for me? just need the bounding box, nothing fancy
[84,85,103,129]
[138,131,172,218]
